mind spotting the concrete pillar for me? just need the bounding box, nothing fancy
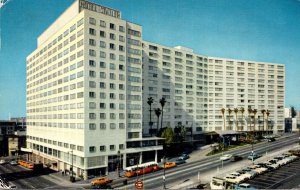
[139,152,142,164]
[83,170,88,180]
[123,153,127,169]
[154,150,158,163]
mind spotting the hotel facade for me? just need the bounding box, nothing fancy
[26,0,284,179]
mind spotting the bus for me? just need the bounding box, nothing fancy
[124,161,160,177]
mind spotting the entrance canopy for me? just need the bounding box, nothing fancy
[21,147,33,153]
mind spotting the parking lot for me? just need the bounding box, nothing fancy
[247,159,300,189]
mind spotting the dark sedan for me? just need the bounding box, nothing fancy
[230,155,243,162]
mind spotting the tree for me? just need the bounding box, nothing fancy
[247,108,253,131]
[159,97,167,130]
[228,108,232,130]
[147,97,154,136]
[240,107,245,131]
[161,127,174,145]
[261,109,266,132]
[253,109,257,132]
[291,106,297,118]
[155,108,161,136]
[221,108,226,131]
[234,108,239,131]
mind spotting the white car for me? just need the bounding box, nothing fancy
[229,172,249,182]
[224,175,242,184]
[247,165,267,174]
[236,170,253,179]
[220,154,232,161]
[0,160,6,165]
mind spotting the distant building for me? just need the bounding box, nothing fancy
[0,118,27,157]
[284,107,300,132]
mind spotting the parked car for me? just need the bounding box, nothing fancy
[9,160,18,166]
[231,155,243,162]
[236,170,254,179]
[0,160,6,165]
[229,172,249,182]
[91,177,113,186]
[234,183,257,190]
[247,152,260,160]
[288,149,300,156]
[179,154,190,160]
[220,154,232,161]
[240,168,258,178]
[256,163,273,171]
[248,165,267,174]
[175,158,186,165]
[224,175,241,184]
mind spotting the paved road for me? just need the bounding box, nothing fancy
[0,164,59,189]
[110,134,298,189]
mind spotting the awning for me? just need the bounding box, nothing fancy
[21,147,33,153]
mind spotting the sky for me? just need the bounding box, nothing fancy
[0,0,300,119]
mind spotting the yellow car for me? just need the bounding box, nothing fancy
[91,177,113,186]
[163,162,177,169]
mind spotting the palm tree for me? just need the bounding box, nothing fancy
[266,110,270,133]
[228,108,232,130]
[247,108,253,131]
[155,108,161,136]
[240,107,245,131]
[221,108,226,131]
[234,108,239,131]
[261,109,266,133]
[147,97,154,136]
[159,97,166,130]
[253,109,257,132]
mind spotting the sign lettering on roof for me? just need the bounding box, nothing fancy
[79,0,121,18]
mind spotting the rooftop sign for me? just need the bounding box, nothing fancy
[79,0,121,18]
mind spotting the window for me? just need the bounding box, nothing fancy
[110,145,115,150]
[100,20,106,27]
[100,31,105,37]
[89,17,96,25]
[100,146,106,151]
[110,23,115,30]
[109,33,115,40]
[89,123,96,130]
[109,93,115,99]
[89,146,96,153]
[100,72,106,79]
[89,28,96,35]
[100,62,106,68]
[99,82,106,89]
[89,60,96,67]
[119,144,124,149]
[119,26,124,32]
[110,63,115,70]
[89,39,96,46]
[89,71,96,77]
[100,113,106,119]
[100,41,106,48]
[89,92,96,98]
[109,43,115,50]
[119,45,124,51]
[100,51,106,58]
[100,103,106,109]
[89,113,96,119]
[100,123,106,129]
[109,73,115,80]
[110,103,115,109]
[89,49,96,56]
[128,29,141,37]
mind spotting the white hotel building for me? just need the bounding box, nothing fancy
[26,0,285,178]
[26,0,163,178]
